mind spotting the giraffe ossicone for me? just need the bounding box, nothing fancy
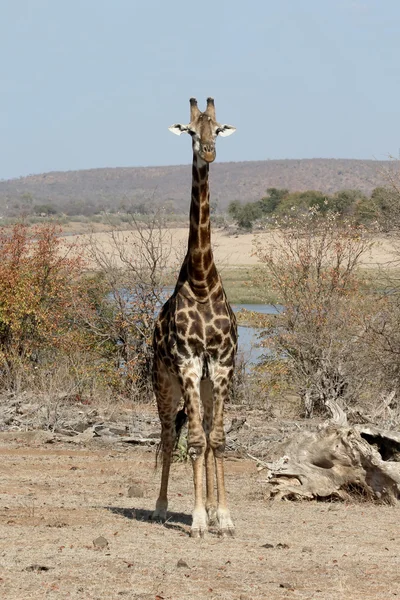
[151,97,238,538]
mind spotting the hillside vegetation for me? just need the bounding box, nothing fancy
[227,185,399,230]
[0,158,394,218]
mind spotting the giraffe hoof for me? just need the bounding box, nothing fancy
[151,516,166,524]
[191,507,208,538]
[219,526,235,538]
[217,509,235,537]
[190,528,206,538]
[151,510,167,523]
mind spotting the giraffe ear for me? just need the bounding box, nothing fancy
[168,124,189,136]
[217,124,236,137]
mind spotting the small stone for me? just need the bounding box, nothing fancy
[25,564,50,572]
[302,546,313,553]
[71,428,95,443]
[127,484,144,498]
[261,543,274,549]
[46,520,67,528]
[93,536,109,549]
[276,542,290,549]
[279,582,295,590]
[177,558,189,568]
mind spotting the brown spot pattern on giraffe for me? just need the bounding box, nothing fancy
[188,320,204,338]
[200,227,210,249]
[200,204,210,225]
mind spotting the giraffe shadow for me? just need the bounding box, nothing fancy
[104,506,193,535]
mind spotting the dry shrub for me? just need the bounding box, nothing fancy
[254,209,374,419]
[72,209,177,401]
[0,223,86,392]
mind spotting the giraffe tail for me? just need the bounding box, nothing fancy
[175,406,188,440]
[174,406,188,453]
[155,405,188,469]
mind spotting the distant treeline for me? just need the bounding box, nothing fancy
[228,186,399,230]
[2,184,399,232]
[9,196,159,218]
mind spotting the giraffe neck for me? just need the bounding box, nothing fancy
[188,154,211,257]
[176,153,219,297]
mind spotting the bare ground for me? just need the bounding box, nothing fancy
[1,412,399,600]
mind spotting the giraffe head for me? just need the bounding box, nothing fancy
[169,98,236,164]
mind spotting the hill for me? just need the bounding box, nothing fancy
[0,158,394,217]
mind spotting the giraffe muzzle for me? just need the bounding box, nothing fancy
[200,144,216,163]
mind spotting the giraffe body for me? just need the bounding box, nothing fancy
[152,98,237,537]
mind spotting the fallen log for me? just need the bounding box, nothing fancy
[262,423,400,503]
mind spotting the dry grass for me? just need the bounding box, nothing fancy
[219,267,269,304]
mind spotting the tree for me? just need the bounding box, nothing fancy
[228,200,262,230]
[354,178,400,229]
[254,208,374,418]
[331,189,366,216]
[0,223,85,390]
[227,200,241,220]
[33,204,58,216]
[258,188,289,214]
[275,190,332,216]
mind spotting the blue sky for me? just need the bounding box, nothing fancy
[1,0,399,179]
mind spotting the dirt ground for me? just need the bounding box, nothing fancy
[1,422,399,600]
[63,228,398,269]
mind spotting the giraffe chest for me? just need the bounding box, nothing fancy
[154,295,237,369]
[171,300,237,362]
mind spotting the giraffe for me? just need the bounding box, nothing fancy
[152,97,237,538]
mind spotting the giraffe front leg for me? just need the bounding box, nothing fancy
[189,445,208,537]
[209,373,235,537]
[214,454,235,537]
[201,379,217,526]
[183,376,208,538]
[205,447,217,525]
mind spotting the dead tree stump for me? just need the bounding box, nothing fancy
[262,423,400,503]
